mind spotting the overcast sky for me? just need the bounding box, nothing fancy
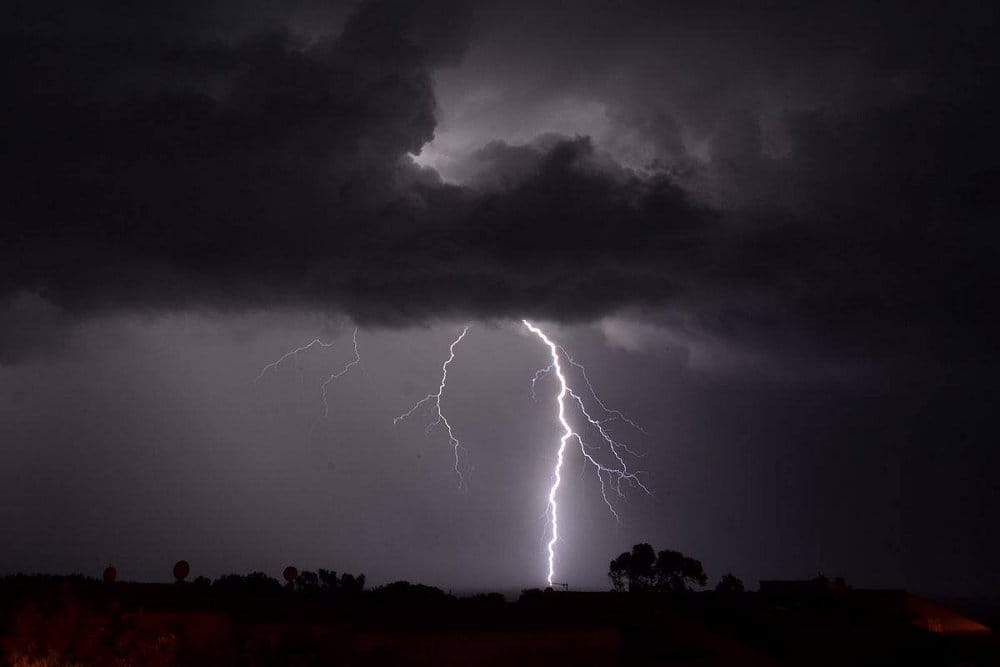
[1,0,997,596]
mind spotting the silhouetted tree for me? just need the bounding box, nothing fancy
[609,543,657,591]
[715,573,744,593]
[317,568,339,593]
[172,560,190,583]
[609,558,628,592]
[295,570,320,593]
[655,549,707,592]
[339,573,365,596]
[609,544,707,592]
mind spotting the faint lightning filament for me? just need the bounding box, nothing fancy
[394,326,471,487]
[254,338,335,384]
[319,328,361,419]
[563,351,648,435]
[255,328,362,422]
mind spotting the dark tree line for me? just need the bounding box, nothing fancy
[609,543,743,593]
[194,569,366,598]
[293,569,366,597]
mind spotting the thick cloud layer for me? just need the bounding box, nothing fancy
[3,0,999,597]
[2,0,998,371]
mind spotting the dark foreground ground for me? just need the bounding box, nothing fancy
[1,578,996,666]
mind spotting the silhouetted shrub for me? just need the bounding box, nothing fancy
[371,581,451,605]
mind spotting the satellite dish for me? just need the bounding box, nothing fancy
[103,566,117,584]
[283,566,299,583]
[173,560,191,582]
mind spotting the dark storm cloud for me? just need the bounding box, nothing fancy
[2,0,997,370]
[3,0,1000,600]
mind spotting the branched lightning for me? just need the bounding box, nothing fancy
[394,326,471,487]
[565,387,650,496]
[563,351,649,436]
[256,321,648,589]
[254,338,335,384]
[255,328,362,421]
[523,320,650,587]
[530,364,554,401]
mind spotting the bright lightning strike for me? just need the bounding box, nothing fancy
[522,320,573,587]
[523,320,650,587]
[394,326,471,487]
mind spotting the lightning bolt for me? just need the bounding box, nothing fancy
[522,320,573,587]
[394,325,471,487]
[523,320,650,587]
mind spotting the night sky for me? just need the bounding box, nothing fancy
[2,0,998,596]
